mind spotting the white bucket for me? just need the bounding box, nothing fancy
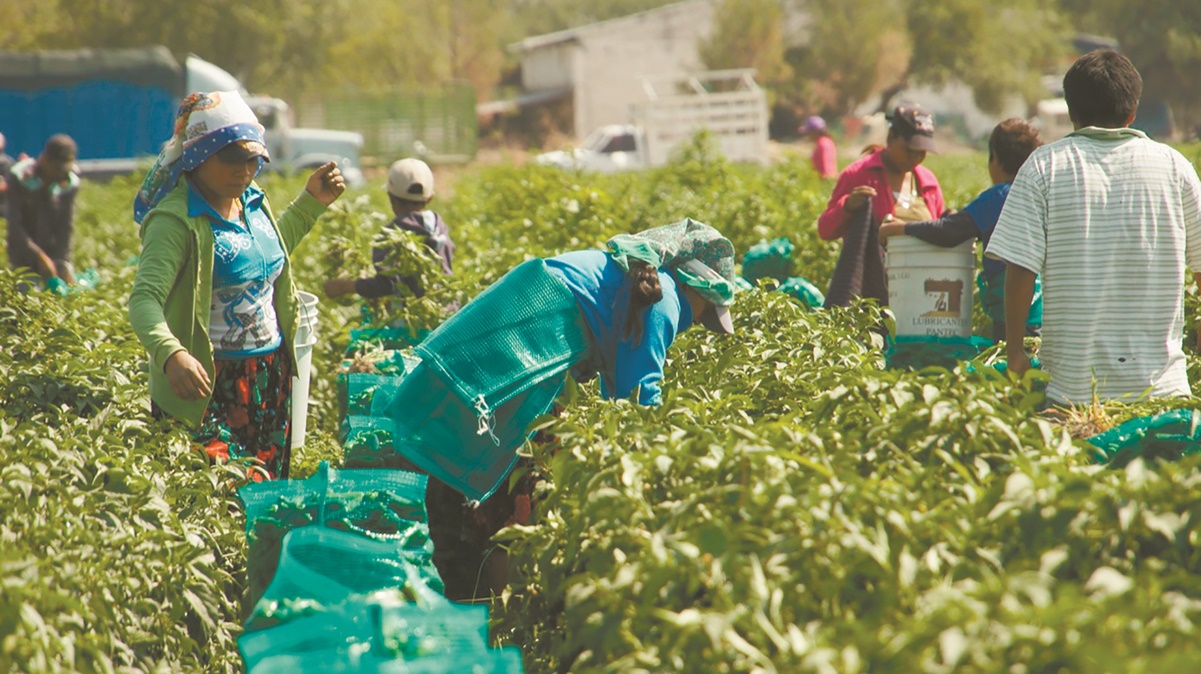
[885,236,975,338]
[291,291,320,449]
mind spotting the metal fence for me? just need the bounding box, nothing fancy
[296,84,477,165]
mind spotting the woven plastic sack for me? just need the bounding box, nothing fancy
[239,463,434,611]
[885,335,994,370]
[778,277,825,309]
[247,526,445,632]
[370,259,590,501]
[1088,409,1201,467]
[742,237,794,283]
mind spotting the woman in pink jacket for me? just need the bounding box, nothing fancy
[817,104,945,242]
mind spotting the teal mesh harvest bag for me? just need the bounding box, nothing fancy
[246,525,446,632]
[370,259,591,502]
[1088,409,1201,467]
[238,462,435,612]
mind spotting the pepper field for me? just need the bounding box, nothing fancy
[4,139,1201,672]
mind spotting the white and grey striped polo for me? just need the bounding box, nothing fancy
[987,127,1201,404]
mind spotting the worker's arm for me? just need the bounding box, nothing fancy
[1194,272,1201,351]
[1003,262,1038,377]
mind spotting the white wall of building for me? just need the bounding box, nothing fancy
[517,0,717,137]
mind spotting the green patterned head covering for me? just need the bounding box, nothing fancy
[606,218,737,306]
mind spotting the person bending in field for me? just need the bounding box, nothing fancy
[878,118,1044,340]
[5,134,80,288]
[323,157,455,301]
[371,219,739,601]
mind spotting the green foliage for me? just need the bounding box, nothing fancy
[699,0,793,84]
[906,0,1069,113]
[4,146,1201,671]
[790,0,906,114]
[495,288,1201,672]
[0,271,250,673]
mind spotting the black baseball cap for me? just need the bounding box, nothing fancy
[888,104,937,152]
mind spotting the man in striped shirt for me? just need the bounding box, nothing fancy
[987,49,1201,405]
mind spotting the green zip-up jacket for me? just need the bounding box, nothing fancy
[128,179,327,426]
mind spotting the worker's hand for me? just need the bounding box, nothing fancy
[165,350,212,402]
[844,185,876,212]
[324,278,357,298]
[877,216,904,239]
[1006,346,1032,380]
[305,162,346,206]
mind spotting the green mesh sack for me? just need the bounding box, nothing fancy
[375,647,525,674]
[240,594,492,672]
[1088,409,1201,467]
[347,325,427,354]
[339,374,414,424]
[246,648,372,674]
[341,415,407,469]
[370,259,590,502]
[239,463,435,612]
[247,526,445,632]
[240,605,375,672]
[375,603,490,660]
[341,350,422,378]
[885,335,994,370]
[741,237,795,283]
[778,277,825,309]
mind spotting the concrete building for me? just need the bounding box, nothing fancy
[510,0,717,138]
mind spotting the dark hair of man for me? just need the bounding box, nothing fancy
[988,119,1043,176]
[623,259,663,345]
[43,134,78,163]
[1062,49,1142,129]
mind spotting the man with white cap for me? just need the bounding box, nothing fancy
[325,157,455,300]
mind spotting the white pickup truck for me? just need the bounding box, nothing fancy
[536,69,769,172]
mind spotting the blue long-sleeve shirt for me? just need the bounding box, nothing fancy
[545,249,693,406]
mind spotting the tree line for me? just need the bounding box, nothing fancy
[5,0,1199,136]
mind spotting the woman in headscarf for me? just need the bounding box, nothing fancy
[128,90,346,479]
[366,218,738,599]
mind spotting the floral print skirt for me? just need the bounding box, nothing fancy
[156,349,293,479]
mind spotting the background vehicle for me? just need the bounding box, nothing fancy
[0,46,365,186]
[536,70,768,172]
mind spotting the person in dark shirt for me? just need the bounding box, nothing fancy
[5,134,79,285]
[324,158,454,300]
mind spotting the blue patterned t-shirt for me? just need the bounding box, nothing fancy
[186,182,286,359]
